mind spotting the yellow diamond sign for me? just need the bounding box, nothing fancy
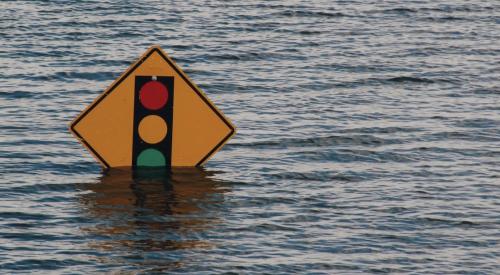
[70,45,236,168]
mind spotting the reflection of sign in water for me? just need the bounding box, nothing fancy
[77,168,227,259]
[70,46,236,168]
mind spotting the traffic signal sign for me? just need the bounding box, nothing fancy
[132,76,174,167]
[70,45,235,168]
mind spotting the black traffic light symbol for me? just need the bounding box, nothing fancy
[132,76,174,167]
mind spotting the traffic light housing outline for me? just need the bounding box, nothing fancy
[132,76,174,168]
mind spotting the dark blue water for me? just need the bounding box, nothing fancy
[1,1,499,273]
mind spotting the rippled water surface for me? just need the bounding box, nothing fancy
[1,0,500,273]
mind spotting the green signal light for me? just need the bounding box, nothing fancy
[136,148,166,167]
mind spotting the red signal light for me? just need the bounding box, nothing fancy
[139,80,168,110]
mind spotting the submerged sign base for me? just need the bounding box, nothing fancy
[70,45,235,168]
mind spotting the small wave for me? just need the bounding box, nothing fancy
[353,76,457,87]
[0,91,35,99]
[419,5,493,13]
[8,49,75,58]
[423,131,500,143]
[29,71,116,82]
[1,232,63,241]
[0,212,53,220]
[415,217,479,227]
[472,88,500,95]
[298,30,324,35]
[294,149,417,163]
[424,16,468,22]
[364,7,416,15]
[54,71,117,81]
[384,8,417,13]
[454,118,498,129]
[415,146,500,158]
[227,14,266,21]
[229,134,397,150]
[268,171,371,182]
[170,44,203,51]
[75,59,131,67]
[204,52,291,62]
[0,259,90,271]
[342,127,423,134]
[386,76,435,83]
[0,182,80,198]
[273,10,348,18]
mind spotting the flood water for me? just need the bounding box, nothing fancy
[1,0,499,273]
